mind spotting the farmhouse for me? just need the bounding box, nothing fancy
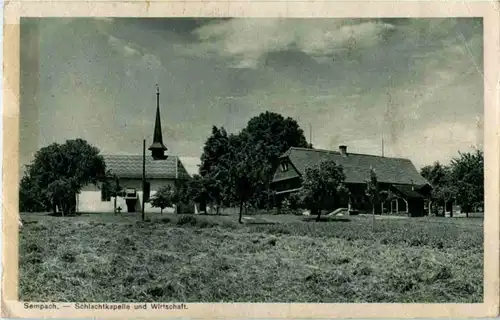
[76,155,192,214]
[271,146,432,217]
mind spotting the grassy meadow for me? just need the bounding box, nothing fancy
[19,212,483,303]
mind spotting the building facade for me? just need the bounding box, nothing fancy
[77,155,192,213]
[271,146,432,217]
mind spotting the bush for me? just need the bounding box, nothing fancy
[176,215,197,226]
[288,192,302,209]
[158,217,171,224]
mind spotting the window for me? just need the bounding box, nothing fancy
[280,162,289,172]
[125,188,137,199]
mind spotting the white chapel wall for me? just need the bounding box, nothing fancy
[77,178,191,214]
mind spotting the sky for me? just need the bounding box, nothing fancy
[20,18,484,175]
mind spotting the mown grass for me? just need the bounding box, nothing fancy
[19,213,483,303]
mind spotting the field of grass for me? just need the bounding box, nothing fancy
[19,212,483,303]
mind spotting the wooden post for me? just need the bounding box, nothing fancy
[142,139,146,221]
[402,198,408,215]
[175,158,179,214]
[372,209,375,231]
[372,203,375,232]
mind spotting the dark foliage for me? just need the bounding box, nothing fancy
[420,149,483,217]
[198,111,310,222]
[150,185,175,214]
[20,139,106,215]
[300,159,348,221]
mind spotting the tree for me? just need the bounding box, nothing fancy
[299,159,347,222]
[206,176,226,214]
[421,150,483,218]
[449,149,483,217]
[288,192,301,210]
[188,174,225,214]
[434,183,457,217]
[46,178,76,216]
[19,174,51,212]
[150,185,175,214]
[365,167,380,218]
[241,111,310,208]
[173,181,193,213]
[379,189,394,213]
[22,139,106,215]
[242,111,309,154]
[199,126,231,177]
[187,174,209,212]
[198,126,234,210]
[102,171,123,214]
[420,161,448,187]
[198,112,311,213]
[420,161,451,216]
[227,132,261,223]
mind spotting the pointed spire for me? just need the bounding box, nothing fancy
[148,84,168,160]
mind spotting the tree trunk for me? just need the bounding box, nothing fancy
[59,199,64,217]
[442,201,446,217]
[52,200,57,214]
[114,196,117,214]
[161,208,163,214]
[450,201,453,218]
[238,202,243,224]
[372,204,375,231]
[466,211,469,218]
[428,199,432,216]
[315,208,322,222]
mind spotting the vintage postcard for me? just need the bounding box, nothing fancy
[2,0,500,319]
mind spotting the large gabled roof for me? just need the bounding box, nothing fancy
[273,147,429,186]
[102,155,191,180]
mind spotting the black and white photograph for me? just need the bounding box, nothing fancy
[5,5,498,317]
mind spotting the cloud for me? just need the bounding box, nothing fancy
[406,121,482,167]
[107,33,164,80]
[191,19,396,68]
[22,18,483,174]
[315,120,480,169]
[298,21,395,60]
[123,44,140,57]
[108,35,142,57]
[141,53,162,70]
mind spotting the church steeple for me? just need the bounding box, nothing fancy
[148,84,168,160]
